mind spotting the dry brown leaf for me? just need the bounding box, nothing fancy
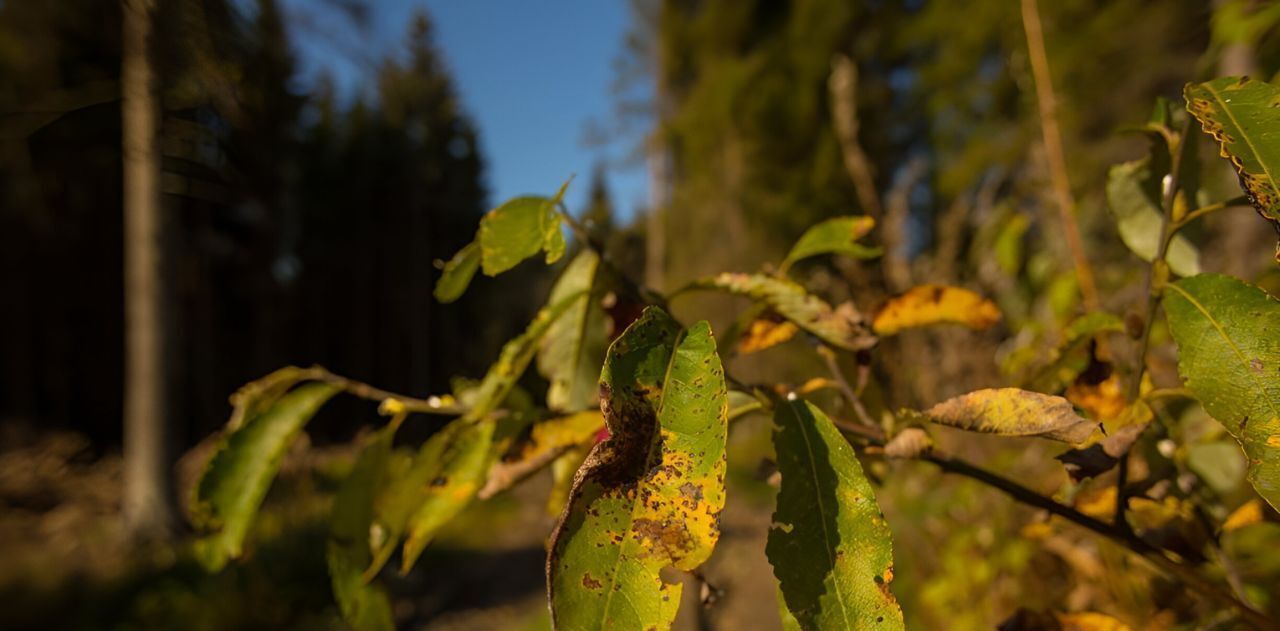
[872,284,1001,336]
[884,427,933,458]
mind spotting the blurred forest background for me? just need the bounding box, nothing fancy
[2,0,1280,629]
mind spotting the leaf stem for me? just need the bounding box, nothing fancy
[1171,196,1250,233]
[308,366,464,416]
[1119,116,1195,529]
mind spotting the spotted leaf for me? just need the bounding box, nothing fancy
[547,307,728,630]
[1164,273,1280,511]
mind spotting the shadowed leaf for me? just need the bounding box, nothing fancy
[871,284,1001,336]
[767,400,904,630]
[1164,273,1280,511]
[780,216,881,272]
[547,307,728,630]
[328,426,396,631]
[193,382,340,570]
[1106,157,1201,276]
[914,388,1097,444]
[547,444,591,516]
[1185,77,1280,261]
[539,251,610,412]
[689,273,876,351]
[434,240,481,303]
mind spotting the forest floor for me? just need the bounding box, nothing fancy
[0,418,784,631]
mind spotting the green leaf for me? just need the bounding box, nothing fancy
[767,400,904,630]
[328,426,396,631]
[224,366,317,431]
[434,241,481,303]
[398,418,497,571]
[547,307,728,630]
[538,251,610,412]
[478,180,572,275]
[1185,77,1280,259]
[1163,273,1280,511]
[689,273,877,351]
[365,291,583,578]
[781,216,881,272]
[1106,158,1201,277]
[547,444,591,516]
[910,388,1098,444]
[193,382,340,570]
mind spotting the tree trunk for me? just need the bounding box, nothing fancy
[122,0,173,539]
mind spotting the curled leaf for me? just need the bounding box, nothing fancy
[780,215,881,272]
[547,307,728,630]
[193,382,340,569]
[884,427,933,459]
[871,285,1001,336]
[689,273,876,351]
[917,388,1098,444]
[1185,77,1280,261]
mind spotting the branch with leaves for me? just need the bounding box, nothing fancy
[184,73,1280,631]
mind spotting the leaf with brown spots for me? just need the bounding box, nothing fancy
[912,388,1098,444]
[1164,273,1280,511]
[687,273,876,351]
[1185,77,1280,262]
[767,400,904,630]
[871,285,1001,336]
[547,307,728,630]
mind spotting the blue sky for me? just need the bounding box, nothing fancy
[280,0,650,220]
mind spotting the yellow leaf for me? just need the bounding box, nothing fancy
[916,388,1097,444]
[1056,612,1134,631]
[1066,373,1126,422]
[737,317,800,354]
[1223,499,1264,532]
[1074,485,1118,520]
[872,284,1001,336]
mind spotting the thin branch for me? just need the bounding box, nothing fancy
[1020,0,1100,312]
[1118,117,1195,529]
[1172,196,1250,232]
[829,55,884,218]
[309,366,464,415]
